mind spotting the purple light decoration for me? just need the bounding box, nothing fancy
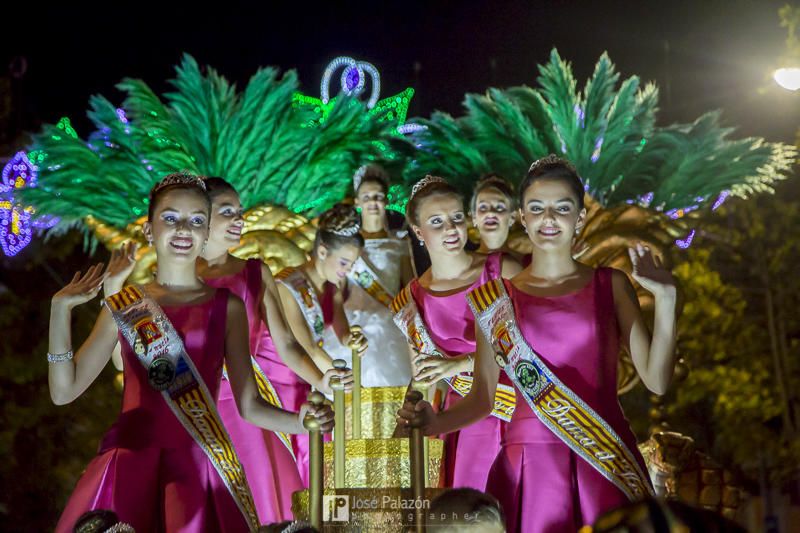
[2,151,36,191]
[573,104,585,128]
[0,151,60,257]
[116,108,131,135]
[639,192,654,207]
[675,229,696,249]
[591,136,604,163]
[0,207,32,257]
[397,123,427,135]
[712,191,730,211]
[667,205,700,219]
[31,214,60,230]
[344,67,360,92]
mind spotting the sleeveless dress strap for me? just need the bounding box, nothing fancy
[212,287,232,324]
[485,251,503,279]
[245,259,264,301]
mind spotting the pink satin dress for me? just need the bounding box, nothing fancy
[409,252,508,491]
[205,259,303,523]
[488,269,649,532]
[56,289,250,533]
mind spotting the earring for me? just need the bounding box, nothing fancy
[418,239,424,247]
[575,227,581,235]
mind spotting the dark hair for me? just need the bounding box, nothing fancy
[203,176,237,201]
[592,497,746,533]
[470,173,516,213]
[406,175,464,226]
[147,172,211,221]
[314,203,365,253]
[518,155,585,210]
[73,510,120,533]
[354,164,390,195]
[427,488,505,531]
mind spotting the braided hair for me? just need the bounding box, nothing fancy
[314,203,365,253]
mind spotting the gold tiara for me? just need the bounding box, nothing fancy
[410,175,447,200]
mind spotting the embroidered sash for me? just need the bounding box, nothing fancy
[106,286,260,530]
[348,256,394,308]
[222,358,296,460]
[467,279,654,500]
[391,286,516,422]
[276,268,325,347]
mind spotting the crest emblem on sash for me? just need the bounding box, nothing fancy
[492,322,514,367]
[515,361,543,396]
[410,326,424,351]
[148,356,177,391]
[300,287,313,308]
[133,336,146,356]
[357,271,373,287]
[136,319,162,345]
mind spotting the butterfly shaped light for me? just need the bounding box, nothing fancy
[0,152,59,257]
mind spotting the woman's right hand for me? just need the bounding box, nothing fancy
[396,397,437,437]
[298,401,335,433]
[52,264,106,310]
[104,241,138,296]
[318,367,354,394]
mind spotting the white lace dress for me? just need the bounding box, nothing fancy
[322,234,413,387]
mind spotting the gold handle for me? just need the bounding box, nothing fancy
[406,389,426,533]
[331,358,348,488]
[303,390,326,530]
[351,326,362,440]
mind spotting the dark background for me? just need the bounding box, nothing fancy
[3,0,799,147]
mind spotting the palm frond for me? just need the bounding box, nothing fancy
[24,55,396,232]
[403,48,796,212]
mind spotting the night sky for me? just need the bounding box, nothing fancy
[3,0,799,145]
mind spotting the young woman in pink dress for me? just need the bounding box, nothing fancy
[470,174,518,257]
[194,177,347,523]
[393,176,520,491]
[275,203,367,485]
[399,156,676,532]
[49,174,333,532]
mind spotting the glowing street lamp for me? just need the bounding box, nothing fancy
[773,67,800,91]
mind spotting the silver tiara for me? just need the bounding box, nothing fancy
[153,172,207,193]
[328,224,361,237]
[281,520,313,533]
[410,175,447,200]
[528,154,576,174]
[353,165,368,192]
[104,523,135,533]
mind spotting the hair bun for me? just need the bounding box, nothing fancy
[319,203,361,237]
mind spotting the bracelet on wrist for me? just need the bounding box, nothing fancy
[47,350,74,363]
